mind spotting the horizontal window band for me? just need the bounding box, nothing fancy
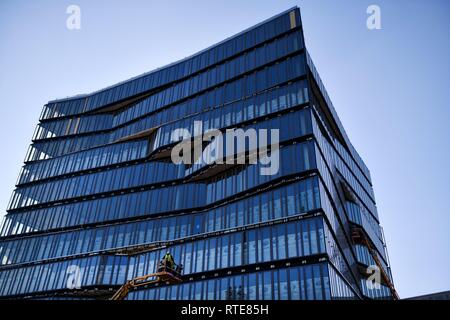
[1,170,319,239]
[37,30,304,132]
[0,254,329,299]
[32,49,306,147]
[18,101,311,188]
[0,211,323,270]
[8,131,315,213]
[40,25,304,122]
[25,52,307,163]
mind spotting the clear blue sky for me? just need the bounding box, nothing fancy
[0,0,449,298]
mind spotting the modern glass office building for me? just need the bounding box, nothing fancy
[0,7,396,300]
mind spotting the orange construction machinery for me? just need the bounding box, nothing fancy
[351,226,399,300]
[110,260,183,300]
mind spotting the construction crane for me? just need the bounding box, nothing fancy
[351,226,399,300]
[111,257,183,300]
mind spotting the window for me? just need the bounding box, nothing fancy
[273,190,282,219]
[248,273,257,300]
[184,243,192,274]
[289,268,300,299]
[263,270,272,300]
[313,264,323,299]
[277,224,286,259]
[261,194,269,222]
[285,224,297,258]
[221,236,229,269]
[207,279,215,300]
[279,269,289,300]
[196,240,204,273]
[305,266,314,300]
[234,233,242,267]
[208,238,216,270]
[219,278,228,300]
[310,219,319,254]
[193,215,202,235]
[287,185,296,215]
[247,231,256,264]
[302,220,310,256]
[262,228,271,262]
[103,256,114,285]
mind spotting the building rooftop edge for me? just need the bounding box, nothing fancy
[48,6,299,104]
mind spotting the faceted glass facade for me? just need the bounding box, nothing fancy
[0,7,395,300]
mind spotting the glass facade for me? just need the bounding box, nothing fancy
[0,7,395,300]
